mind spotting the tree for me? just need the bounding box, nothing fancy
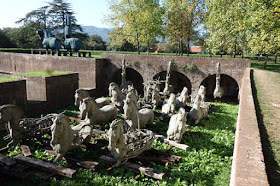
[163,0,206,56]
[0,29,17,48]
[15,0,86,49]
[84,34,106,50]
[106,0,164,54]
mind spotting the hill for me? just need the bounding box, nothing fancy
[82,26,112,42]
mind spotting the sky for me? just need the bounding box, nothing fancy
[0,0,112,29]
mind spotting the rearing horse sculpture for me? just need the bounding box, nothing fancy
[37,29,61,50]
[51,114,93,163]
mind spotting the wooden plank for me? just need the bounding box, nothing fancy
[149,148,181,162]
[0,154,16,166]
[21,145,32,157]
[65,156,98,170]
[14,155,76,178]
[99,155,165,180]
[0,167,29,179]
[153,133,189,151]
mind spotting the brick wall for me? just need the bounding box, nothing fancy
[0,79,27,111]
[0,52,95,89]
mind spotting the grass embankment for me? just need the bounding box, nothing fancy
[14,71,72,77]
[252,68,280,185]
[1,103,238,185]
[0,77,20,82]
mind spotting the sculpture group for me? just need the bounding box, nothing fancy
[0,59,225,168]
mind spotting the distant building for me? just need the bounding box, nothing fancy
[189,46,202,54]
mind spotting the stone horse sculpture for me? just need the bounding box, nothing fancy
[123,95,154,131]
[74,89,110,108]
[176,87,188,110]
[167,108,187,142]
[50,114,92,163]
[108,119,155,167]
[109,82,124,113]
[213,62,224,99]
[79,97,118,125]
[152,88,161,110]
[188,94,209,124]
[37,29,61,50]
[0,105,23,147]
[162,93,176,118]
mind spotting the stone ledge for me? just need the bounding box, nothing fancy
[230,68,269,186]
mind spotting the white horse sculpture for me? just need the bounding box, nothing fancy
[152,88,161,110]
[162,93,176,118]
[50,114,93,163]
[167,108,187,142]
[79,97,118,125]
[109,82,124,113]
[74,89,110,108]
[176,87,188,110]
[188,94,208,124]
[0,105,23,147]
[123,97,154,131]
[108,119,155,167]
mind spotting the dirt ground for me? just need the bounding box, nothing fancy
[253,68,280,185]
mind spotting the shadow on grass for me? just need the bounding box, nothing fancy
[251,70,280,185]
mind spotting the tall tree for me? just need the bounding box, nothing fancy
[164,0,206,56]
[15,0,85,49]
[106,0,164,54]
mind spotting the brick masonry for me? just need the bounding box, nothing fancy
[230,68,269,185]
[0,79,27,111]
[100,53,250,96]
[0,52,95,89]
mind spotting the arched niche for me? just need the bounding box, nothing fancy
[200,74,239,103]
[153,71,192,95]
[112,68,144,95]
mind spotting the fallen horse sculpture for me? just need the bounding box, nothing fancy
[108,119,155,167]
[0,104,56,147]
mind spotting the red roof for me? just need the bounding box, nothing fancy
[190,46,202,53]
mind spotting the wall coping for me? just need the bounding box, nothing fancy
[230,68,269,185]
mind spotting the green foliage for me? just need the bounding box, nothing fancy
[83,34,106,50]
[106,0,164,54]
[1,103,238,185]
[181,64,198,72]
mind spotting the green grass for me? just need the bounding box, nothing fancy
[0,77,20,82]
[0,102,238,185]
[14,71,72,77]
[251,61,280,72]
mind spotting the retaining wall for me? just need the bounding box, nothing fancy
[0,52,96,89]
[0,79,27,111]
[230,68,268,185]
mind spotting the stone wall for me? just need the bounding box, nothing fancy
[0,52,95,89]
[45,73,79,110]
[230,68,268,185]
[0,79,27,111]
[101,53,250,97]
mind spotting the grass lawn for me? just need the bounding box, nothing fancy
[14,71,72,77]
[1,103,238,186]
[0,77,20,82]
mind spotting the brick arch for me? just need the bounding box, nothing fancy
[111,67,144,95]
[199,73,239,102]
[152,70,192,95]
